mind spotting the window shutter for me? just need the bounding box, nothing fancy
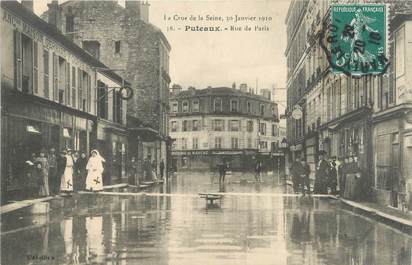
[78,69,83,110]
[33,41,38,94]
[14,31,22,91]
[53,53,58,101]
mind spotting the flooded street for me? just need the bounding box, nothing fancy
[1,172,412,265]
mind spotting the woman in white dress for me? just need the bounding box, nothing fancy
[85,150,105,191]
[60,149,74,193]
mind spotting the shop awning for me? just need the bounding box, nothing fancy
[129,127,164,142]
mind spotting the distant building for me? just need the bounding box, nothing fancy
[41,0,172,179]
[169,87,281,171]
[1,0,129,202]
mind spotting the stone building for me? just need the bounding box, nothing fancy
[1,0,129,202]
[169,86,282,172]
[41,0,172,178]
[285,0,412,209]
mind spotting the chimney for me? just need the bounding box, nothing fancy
[240,83,248,93]
[140,1,150,23]
[47,0,62,31]
[125,0,141,20]
[21,0,33,12]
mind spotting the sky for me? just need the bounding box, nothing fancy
[33,0,289,117]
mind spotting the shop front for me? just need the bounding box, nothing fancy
[1,93,95,203]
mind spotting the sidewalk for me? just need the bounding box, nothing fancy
[340,198,412,234]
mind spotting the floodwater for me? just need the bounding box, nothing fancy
[1,172,412,265]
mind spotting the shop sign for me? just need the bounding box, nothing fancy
[212,151,243,155]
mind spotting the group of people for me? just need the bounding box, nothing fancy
[128,156,166,186]
[290,150,342,196]
[25,148,106,198]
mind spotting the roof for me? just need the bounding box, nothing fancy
[171,87,276,104]
[1,0,129,86]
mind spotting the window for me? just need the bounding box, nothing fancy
[171,121,178,132]
[230,120,240,131]
[97,81,108,119]
[214,119,224,131]
[259,123,266,135]
[231,137,239,149]
[182,101,189,112]
[214,98,222,112]
[259,141,268,149]
[230,99,238,112]
[115,40,121,54]
[21,34,33,94]
[78,68,83,110]
[260,104,265,116]
[66,62,70,105]
[83,71,91,112]
[193,120,200,131]
[215,137,222,149]
[171,102,178,113]
[14,31,22,91]
[182,120,188,131]
[247,121,254,132]
[33,42,38,94]
[247,138,252,148]
[82,40,100,60]
[192,99,200,112]
[272,124,278,136]
[58,57,65,103]
[71,67,76,108]
[192,138,198,149]
[66,15,74,33]
[247,101,252,113]
[182,138,187,150]
[43,49,49,98]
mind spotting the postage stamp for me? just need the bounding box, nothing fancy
[321,4,389,76]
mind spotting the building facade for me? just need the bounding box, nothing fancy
[285,0,412,209]
[1,0,128,202]
[169,87,281,171]
[41,0,172,179]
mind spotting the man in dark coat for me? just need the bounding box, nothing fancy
[328,159,338,194]
[314,150,330,194]
[75,152,88,191]
[56,150,67,193]
[290,156,304,193]
[47,148,58,195]
[301,158,311,195]
[159,160,165,180]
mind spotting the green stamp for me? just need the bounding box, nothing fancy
[324,4,388,76]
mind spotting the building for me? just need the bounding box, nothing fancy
[41,0,172,179]
[285,0,412,209]
[169,86,281,172]
[1,0,129,202]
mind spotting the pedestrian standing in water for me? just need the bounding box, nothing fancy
[290,156,304,193]
[254,160,261,183]
[60,149,74,194]
[160,159,165,180]
[301,158,311,195]
[75,152,88,191]
[217,160,227,187]
[328,159,338,195]
[128,156,138,186]
[314,150,330,194]
[85,150,105,192]
[36,149,50,197]
[47,148,58,195]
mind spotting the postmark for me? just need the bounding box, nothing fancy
[320,4,389,76]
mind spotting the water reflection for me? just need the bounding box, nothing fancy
[1,174,412,265]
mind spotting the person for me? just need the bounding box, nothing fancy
[60,149,74,193]
[255,160,263,183]
[47,148,58,195]
[85,150,105,191]
[339,158,348,197]
[159,159,165,180]
[217,161,227,185]
[144,156,152,181]
[314,150,330,194]
[25,153,39,198]
[128,156,138,186]
[290,156,304,193]
[328,159,338,195]
[301,158,311,195]
[56,150,67,193]
[36,149,50,197]
[151,160,158,181]
[75,152,88,191]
